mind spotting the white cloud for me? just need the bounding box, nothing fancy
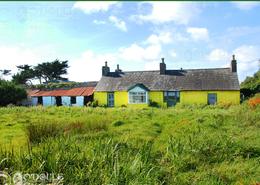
[73,1,118,14]
[144,60,159,70]
[233,45,259,77]
[93,20,106,25]
[69,50,117,82]
[0,45,57,80]
[170,50,177,58]
[207,45,260,81]
[187,27,209,41]
[135,2,200,24]
[145,32,172,45]
[233,2,260,10]
[119,43,161,62]
[207,49,229,61]
[109,16,127,32]
[69,41,163,81]
[233,45,260,62]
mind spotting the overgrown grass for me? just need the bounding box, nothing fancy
[0,104,259,184]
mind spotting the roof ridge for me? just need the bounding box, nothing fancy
[120,67,230,73]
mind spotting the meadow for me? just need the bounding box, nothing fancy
[0,104,259,184]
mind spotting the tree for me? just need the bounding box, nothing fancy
[0,69,11,76]
[12,65,35,85]
[0,79,27,106]
[0,69,11,79]
[34,59,68,83]
[241,70,260,97]
[12,59,69,85]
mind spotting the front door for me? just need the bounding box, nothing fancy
[208,93,217,105]
[107,92,114,107]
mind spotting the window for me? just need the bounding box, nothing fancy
[208,93,217,105]
[129,91,147,104]
[164,91,180,107]
[71,96,76,104]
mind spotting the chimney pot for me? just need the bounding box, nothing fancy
[102,61,110,76]
[161,58,165,63]
[231,55,237,73]
[160,58,166,75]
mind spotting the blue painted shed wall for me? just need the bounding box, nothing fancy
[31,97,38,106]
[75,96,84,106]
[43,96,56,106]
[62,96,71,106]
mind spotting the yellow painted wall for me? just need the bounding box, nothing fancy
[94,90,240,107]
[180,91,240,105]
[94,92,107,106]
[149,91,167,107]
[94,91,166,107]
[114,91,128,107]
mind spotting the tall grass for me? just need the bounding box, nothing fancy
[0,104,259,184]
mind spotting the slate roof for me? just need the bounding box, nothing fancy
[95,68,240,91]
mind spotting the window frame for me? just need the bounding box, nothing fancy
[207,93,217,105]
[163,91,180,102]
[128,86,148,104]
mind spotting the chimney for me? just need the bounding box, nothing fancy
[102,61,110,76]
[231,55,237,73]
[160,58,166,74]
[115,64,122,73]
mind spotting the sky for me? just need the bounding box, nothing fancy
[0,1,260,83]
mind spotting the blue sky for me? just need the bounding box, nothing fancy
[0,1,259,82]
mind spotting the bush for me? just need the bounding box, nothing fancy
[26,122,62,143]
[0,79,27,106]
[248,97,260,109]
[112,120,125,127]
[149,100,159,108]
[87,100,99,107]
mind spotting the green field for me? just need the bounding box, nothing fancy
[0,104,259,184]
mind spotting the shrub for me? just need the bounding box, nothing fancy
[248,97,260,109]
[112,120,125,127]
[0,79,27,106]
[26,122,62,143]
[149,100,159,108]
[87,100,99,107]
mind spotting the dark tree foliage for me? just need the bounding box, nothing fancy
[0,69,11,76]
[12,65,35,85]
[0,79,27,106]
[12,59,69,85]
[241,70,260,97]
[34,59,68,83]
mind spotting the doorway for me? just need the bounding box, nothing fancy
[37,96,43,105]
[107,92,114,107]
[55,96,62,106]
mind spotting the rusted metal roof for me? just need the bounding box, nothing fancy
[81,87,95,96]
[30,87,95,97]
[27,89,40,97]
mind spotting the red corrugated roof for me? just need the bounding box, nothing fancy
[27,89,40,97]
[30,87,94,97]
[81,87,95,96]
